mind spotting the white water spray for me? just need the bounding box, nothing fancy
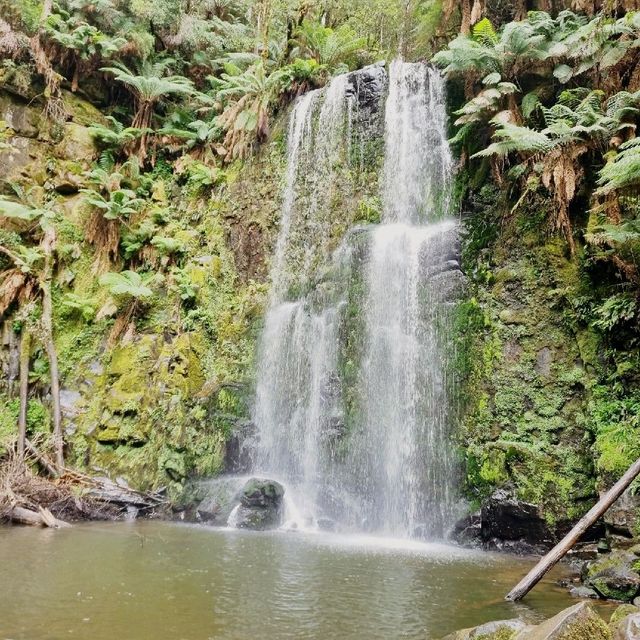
[246,62,461,538]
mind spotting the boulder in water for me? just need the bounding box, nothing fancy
[439,603,610,640]
[451,511,482,546]
[569,585,599,599]
[521,602,610,639]
[613,612,640,639]
[440,618,530,639]
[582,550,640,602]
[232,478,284,531]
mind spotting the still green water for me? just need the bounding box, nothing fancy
[0,521,583,640]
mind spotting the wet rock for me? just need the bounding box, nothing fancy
[599,539,613,554]
[224,419,256,474]
[451,511,482,546]
[519,602,610,639]
[590,570,640,602]
[317,517,336,532]
[440,604,613,640]
[569,585,599,599]
[583,551,640,601]
[196,495,223,523]
[470,619,530,638]
[190,476,248,525]
[431,270,467,303]
[480,488,554,548]
[611,605,640,631]
[441,618,530,640]
[232,478,285,531]
[346,61,387,113]
[605,488,640,538]
[233,503,283,530]
[613,613,640,640]
[240,478,284,508]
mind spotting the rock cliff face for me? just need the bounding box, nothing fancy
[1,55,638,540]
[0,89,283,495]
[452,181,640,542]
[0,66,386,500]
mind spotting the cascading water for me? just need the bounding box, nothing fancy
[346,61,459,538]
[245,60,462,538]
[251,72,359,526]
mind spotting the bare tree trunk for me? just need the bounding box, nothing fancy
[461,0,472,35]
[399,0,413,59]
[17,330,31,462]
[39,227,63,470]
[25,438,59,477]
[71,62,79,93]
[255,0,272,57]
[506,456,640,602]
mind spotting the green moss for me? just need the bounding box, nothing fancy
[0,396,51,454]
[559,616,611,640]
[456,195,602,524]
[609,604,638,629]
[475,630,516,640]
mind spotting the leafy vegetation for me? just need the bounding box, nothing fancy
[3,0,640,522]
[441,2,640,516]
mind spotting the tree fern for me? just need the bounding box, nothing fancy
[597,138,640,195]
[472,18,498,47]
[472,123,553,158]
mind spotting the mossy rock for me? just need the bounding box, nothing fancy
[0,92,40,137]
[440,619,530,640]
[584,552,640,602]
[61,90,108,127]
[54,122,96,163]
[609,604,639,631]
[521,602,611,639]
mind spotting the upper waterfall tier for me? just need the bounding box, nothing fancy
[382,61,453,224]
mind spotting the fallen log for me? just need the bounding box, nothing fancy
[38,506,71,528]
[24,438,59,477]
[82,476,166,510]
[505,456,640,602]
[10,505,70,528]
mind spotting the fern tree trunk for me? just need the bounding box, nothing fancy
[40,227,64,470]
[132,99,154,163]
[255,0,272,57]
[17,330,31,462]
[461,0,472,35]
[31,0,66,121]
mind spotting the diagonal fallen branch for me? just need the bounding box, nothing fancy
[506,456,640,602]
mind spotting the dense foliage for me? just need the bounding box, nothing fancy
[436,2,640,511]
[2,0,640,519]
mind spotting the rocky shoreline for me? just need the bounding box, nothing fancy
[439,601,638,640]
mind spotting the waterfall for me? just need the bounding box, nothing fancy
[349,61,458,537]
[382,61,453,223]
[247,61,461,538]
[252,73,357,527]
